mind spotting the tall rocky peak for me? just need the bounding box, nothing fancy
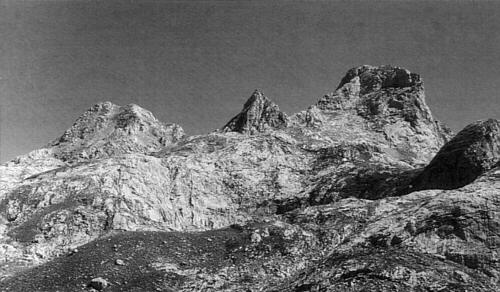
[52,101,184,161]
[318,65,428,115]
[222,90,288,134]
[411,118,500,190]
[302,65,451,165]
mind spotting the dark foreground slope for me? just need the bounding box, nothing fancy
[0,65,499,291]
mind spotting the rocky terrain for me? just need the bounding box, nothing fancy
[0,65,498,291]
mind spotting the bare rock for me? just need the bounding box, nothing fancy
[1,65,499,291]
[115,259,125,266]
[52,102,184,162]
[89,277,109,290]
[292,65,451,166]
[222,90,288,134]
[336,65,422,94]
[411,118,500,190]
[273,248,496,291]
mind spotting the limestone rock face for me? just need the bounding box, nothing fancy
[0,65,499,291]
[222,90,288,134]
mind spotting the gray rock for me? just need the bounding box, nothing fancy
[222,90,288,134]
[52,102,185,162]
[336,65,422,94]
[0,65,498,291]
[115,259,125,266]
[411,118,500,190]
[89,277,109,290]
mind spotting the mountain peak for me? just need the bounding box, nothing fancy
[243,89,266,106]
[306,65,451,165]
[337,65,422,94]
[3,66,500,291]
[56,101,119,144]
[52,102,184,161]
[222,90,288,134]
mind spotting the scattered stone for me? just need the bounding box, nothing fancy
[251,232,262,243]
[89,277,109,291]
[115,259,125,266]
[454,270,470,282]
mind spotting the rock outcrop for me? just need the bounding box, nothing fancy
[0,65,499,291]
[410,118,500,191]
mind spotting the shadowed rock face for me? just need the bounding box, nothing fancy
[222,90,288,134]
[411,119,500,190]
[1,65,499,291]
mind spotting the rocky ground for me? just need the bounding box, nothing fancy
[0,65,498,291]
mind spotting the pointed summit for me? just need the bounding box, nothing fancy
[222,90,288,134]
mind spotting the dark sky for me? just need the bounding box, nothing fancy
[1,0,499,162]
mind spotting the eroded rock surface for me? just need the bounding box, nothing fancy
[0,65,498,291]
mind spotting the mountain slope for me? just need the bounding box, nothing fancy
[0,65,498,291]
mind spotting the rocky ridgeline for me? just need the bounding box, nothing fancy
[0,65,499,291]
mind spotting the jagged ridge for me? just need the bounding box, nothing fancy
[0,65,499,291]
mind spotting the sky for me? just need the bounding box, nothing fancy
[1,0,499,162]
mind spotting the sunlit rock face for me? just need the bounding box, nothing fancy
[52,101,185,162]
[0,65,499,292]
